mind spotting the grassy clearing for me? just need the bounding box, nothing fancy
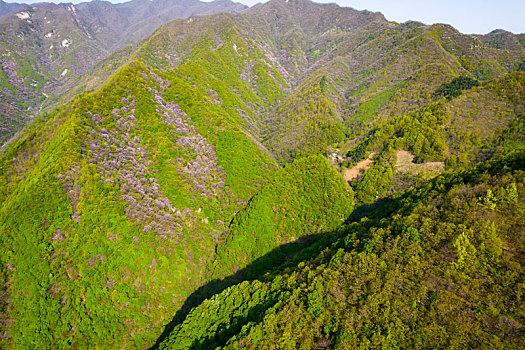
[395,150,445,177]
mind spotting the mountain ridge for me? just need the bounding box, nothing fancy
[2,0,524,147]
[0,0,248,144]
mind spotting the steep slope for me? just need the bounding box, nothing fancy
[40,0,388,153]
[266,19,525,162]
[0,59,281,347]
[159,150,525,349]
[341,72,525,203]
[190,0,523,164]
[0,2,111,145]
[0,0,247,144]
[4,0,524,151]
[1,0,524,348]
[210,155,354,281]
[242,0,388,83]
[0,11,358,344]
[130,11,293,139]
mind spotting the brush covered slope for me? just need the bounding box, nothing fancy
[0,0,246,144]
[341,71,525,204]
[0,59,277,347]
[108,0,525,164]
[0,13,355,347]
[160,151,525,349]
[0,0,524,348]
[3,0,524,148]
[211,155,354,281]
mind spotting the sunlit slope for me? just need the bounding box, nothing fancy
[0,60,277,348]
[160,151,525,349]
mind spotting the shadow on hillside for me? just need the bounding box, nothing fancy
[149,150,525,347]
[151,196,405,348]
[150,229,339,349]
[346,197,395,223]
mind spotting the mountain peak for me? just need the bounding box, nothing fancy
[489,28,512,35]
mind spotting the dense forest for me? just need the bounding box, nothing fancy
[160,150,525,349]
[0,0,524,348]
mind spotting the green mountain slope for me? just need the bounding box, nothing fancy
[338,71,525,204]
[0,9,361,342]
[159,150,525,349]
[0,59,281,348]
[0,0,524,348]
[0,0,247,145]
[243,0,523,162]
[211,155,354,281]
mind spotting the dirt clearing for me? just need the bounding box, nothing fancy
[344,153,375,182]
[395,150,444,177]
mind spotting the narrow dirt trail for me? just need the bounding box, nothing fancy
[344,153,375,182]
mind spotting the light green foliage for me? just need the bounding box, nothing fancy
[452,229,478,269]
[163,151,525,349]
[158,280,279,350]
[1,2,525,349]
[346,72,525,204]
[211,155,354,279]
[480,189,498,210]
[0,10,297,348]
[0,59,280,348]
[497,113,525,153]
[505,182,519,203]
[351,80,408,124]
[265,76,345,163]
[347,101,448,203]
[355,159,395,203]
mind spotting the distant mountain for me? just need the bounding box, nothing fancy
[73,0,247,51]
[0,0,23,18]
[128,0,524,163]
[0,0,247,144]
[476,29,525,51]
[0,0,524,348]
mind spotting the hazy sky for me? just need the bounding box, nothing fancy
[3,0,524,34]
[312,0,525,34]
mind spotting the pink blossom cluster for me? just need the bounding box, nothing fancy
[85,97,184,241]
[143,72,226,199]
[1,59,25,89]
[58,164,82,223]
[256,41,289,79]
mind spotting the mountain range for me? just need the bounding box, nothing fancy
[0,0,524,348]
[0,0,247,144]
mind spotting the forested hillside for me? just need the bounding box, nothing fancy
[160,150,525,349]
[0,0,524,348]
